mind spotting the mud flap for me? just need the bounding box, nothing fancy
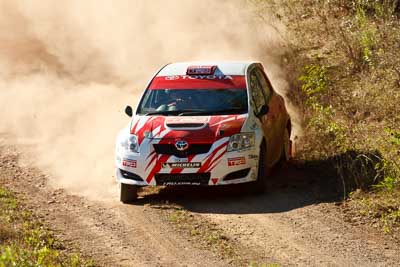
[289,140,295,159]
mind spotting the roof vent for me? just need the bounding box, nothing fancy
[187,65,217,75]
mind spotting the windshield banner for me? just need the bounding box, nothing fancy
[149,75,246,89]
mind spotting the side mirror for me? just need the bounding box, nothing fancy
[255,104,269,118]
[125,105,133,117]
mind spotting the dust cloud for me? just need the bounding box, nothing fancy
[0,0,298,199]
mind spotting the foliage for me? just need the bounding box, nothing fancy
[355,4,378,66]
[261,0,400,232]
[373,159,399,192]
[299,65,327,97]
[0,187,94,267]
[373,129,400,192]
[351,0,400,19]
[299,64,348,156]
[387,128,400,146]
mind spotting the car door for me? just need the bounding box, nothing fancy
[255,68,285,164]
[248,67,279,166]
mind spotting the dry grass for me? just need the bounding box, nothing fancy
[149,202,247,265]
[0,224,16,243]
[256,0,400,233]
[0,187,94,267]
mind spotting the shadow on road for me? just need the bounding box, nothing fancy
[130,150,378,214]
[133,162,341,214]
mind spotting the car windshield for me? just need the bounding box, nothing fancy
[137,89,248,116]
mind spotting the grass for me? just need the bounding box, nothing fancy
[249,262,280,267]
[164,206,288,266]
[167,208,236,254]
[0,187,94,267]
[252,0,400,234]
[152,203,246,265]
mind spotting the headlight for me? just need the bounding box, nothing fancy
[119,134,139,153]
[227,133,255,152]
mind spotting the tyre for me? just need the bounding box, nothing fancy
[250,142,271,194]
[120,183,139,203]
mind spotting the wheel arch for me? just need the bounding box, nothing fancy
[260,137,267,150]
[286,119,292,137]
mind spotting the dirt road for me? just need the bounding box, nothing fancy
[1,145,400,266]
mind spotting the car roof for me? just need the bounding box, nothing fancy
[157,61,260,77]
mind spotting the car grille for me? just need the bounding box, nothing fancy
[153,144,212,158]
[155,173,211,185]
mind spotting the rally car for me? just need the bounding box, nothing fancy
[115,61,292,203]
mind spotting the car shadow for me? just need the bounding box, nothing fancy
[132,150,379,215]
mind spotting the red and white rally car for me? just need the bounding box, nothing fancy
[115,61,292,202]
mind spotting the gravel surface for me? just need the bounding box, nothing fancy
[1,144,399,266]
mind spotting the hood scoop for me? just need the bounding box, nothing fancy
[164,117,209,130]
[166,123,206,129]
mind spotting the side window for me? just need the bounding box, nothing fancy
[249,69,266,112]
[255,69,272,101]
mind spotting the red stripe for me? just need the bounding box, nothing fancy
[146,154,171,183]
[146,150,156,160]
[206,150,226,172]
[197,141,229,173]
[130,119,139,134]
[145,153,157,171]
[170,168,182,174]
[149,75,246,89]
[132,117,158,145]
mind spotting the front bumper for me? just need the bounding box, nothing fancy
[115,144,260,186]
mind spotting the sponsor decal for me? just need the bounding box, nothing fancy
[174,157,189,162]
[165,75,232,80]
[149,75,246,90]
[227,157,246,166]
[211,178,218,185]
[165,75,180,80]
[162,162,201,168]
[161,181,201,186]
[248,154,259,160]
[122,159,137,168]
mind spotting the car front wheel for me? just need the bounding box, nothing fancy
[120,183,139,203]
[250,142,271,194]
